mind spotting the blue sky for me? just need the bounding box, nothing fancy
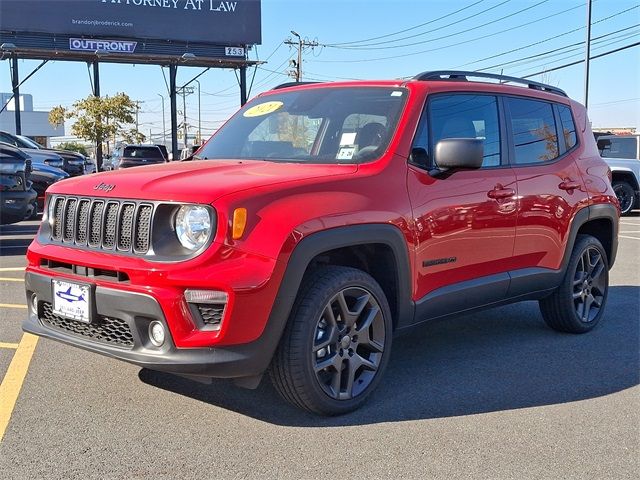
[1,0,639,140]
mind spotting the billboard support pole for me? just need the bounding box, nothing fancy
[169,64,179,160]
[92,61,103,171]
[11,55,22,135]
[240,66,247,106]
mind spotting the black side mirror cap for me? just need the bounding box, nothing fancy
[434,138,483,172]
[410,147,429,167]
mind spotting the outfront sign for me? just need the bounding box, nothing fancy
[0,0,261,45]
[70,38,137,53]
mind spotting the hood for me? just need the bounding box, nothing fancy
[43,148,85,162]
[21,148,64,162]
[31,163,70,179]
[49,159,357,203]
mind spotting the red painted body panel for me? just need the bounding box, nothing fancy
[26,79,618,355]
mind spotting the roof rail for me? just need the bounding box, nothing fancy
[413,70,567,97]
[272,81,322,90]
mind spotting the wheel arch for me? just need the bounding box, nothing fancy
[611,169,640,192]
[565,205,619,271]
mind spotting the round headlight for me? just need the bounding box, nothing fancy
[175,205,211,250]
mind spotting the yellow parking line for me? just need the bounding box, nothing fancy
[0,342,19,349]
[0,333,39,442]
[0,267,25,272]
[0,304,27,309]
[0,278,24,282]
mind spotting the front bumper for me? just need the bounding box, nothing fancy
[23,271,274,378]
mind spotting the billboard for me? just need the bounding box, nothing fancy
[0,0,261,46]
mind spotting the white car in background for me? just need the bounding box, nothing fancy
[597,134,640,215]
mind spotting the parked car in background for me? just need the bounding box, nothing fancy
[0,143,36,224]
[156,144,169,161]
[29,163,69,213]
[0,131,86,176]
[180,145,201,160]
[112,144,167,169]
[597,135,640,215]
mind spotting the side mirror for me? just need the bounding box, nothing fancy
[434,138,483,172]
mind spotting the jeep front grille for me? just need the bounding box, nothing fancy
[50,196,154,255]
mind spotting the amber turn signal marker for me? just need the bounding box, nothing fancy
[232,208,248,239]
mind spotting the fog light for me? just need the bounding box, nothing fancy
[149,321,165,347]
[31,294,38,313]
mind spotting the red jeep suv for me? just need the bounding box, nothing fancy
[23,71,619,415]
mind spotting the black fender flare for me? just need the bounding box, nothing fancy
[562,204,619,272]
[244,224,414,376]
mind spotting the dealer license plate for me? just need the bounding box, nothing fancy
[52,280,91,323]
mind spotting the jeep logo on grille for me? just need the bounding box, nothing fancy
[94,182,115,192]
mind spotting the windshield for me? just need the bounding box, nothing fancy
[196,87,407,164]
[123,146,164,159]
[16,135,42,149]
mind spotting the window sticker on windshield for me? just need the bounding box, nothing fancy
[391,91,403,97]
[340,132,357,146]
[337,146,356,160]
[243,101,284,118]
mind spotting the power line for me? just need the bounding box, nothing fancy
[326,0,487,47]
[477,24,640,72]
[328,0,550,50]
[521,41,640,78]
[284,32,319,81]
[313,1,637,64]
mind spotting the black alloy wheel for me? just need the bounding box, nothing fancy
[540,235,609,333]
[271,266,392,415]
[312,287,386,400]
[572,246,607,323]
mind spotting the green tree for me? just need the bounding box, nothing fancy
[48,93,145,168]
[56,142,89,157]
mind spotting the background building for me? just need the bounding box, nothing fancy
[0,93,64,146]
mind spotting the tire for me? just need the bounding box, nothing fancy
[539,235,609,333]
[270,266,393,415]
[612,180,636,216]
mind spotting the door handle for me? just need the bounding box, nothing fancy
[487,186,515,199]
[559,180,581,191]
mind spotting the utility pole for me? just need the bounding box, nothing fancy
[284,31,318,82]
[157,93,166,146]
[134,100,141,132]
[584,0,593,108]
[194,79,201,144]
[177,86,194,147]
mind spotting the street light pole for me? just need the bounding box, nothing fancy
[157,93,166,146]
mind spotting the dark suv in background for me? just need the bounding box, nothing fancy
[111,144,167,169]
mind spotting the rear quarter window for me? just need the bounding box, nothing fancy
[557,104,577,150]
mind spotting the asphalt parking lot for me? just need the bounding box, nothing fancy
[0,215,638,479]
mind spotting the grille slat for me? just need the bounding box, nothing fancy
[134,205,153,253]
[117,204,135,251]
[40,302,134,348]
[75,200,91,244]
[197,304,225,328]
[52,197,65,240]
[103,202,119,249]
[49,196,154,255]
[63,199,78,242]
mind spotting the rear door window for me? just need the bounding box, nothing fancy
[506,97,559,164]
